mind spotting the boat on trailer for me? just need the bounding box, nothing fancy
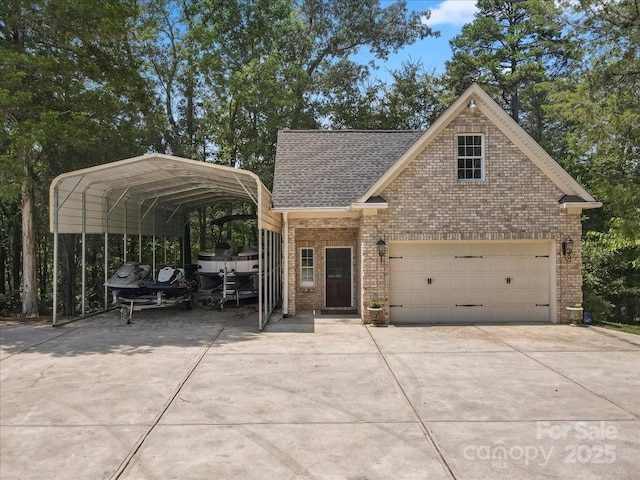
[196,240,260,309]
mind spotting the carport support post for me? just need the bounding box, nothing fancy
[52,187,59,326]
[81,190,87,317]
[258,228,263,330]
[123,202,127,263]
[269,231,273,315]
[104,198,109,311]
[152,204,156,276]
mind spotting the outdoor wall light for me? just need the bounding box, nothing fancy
[377,238,387,258]
[468,99,477,112]
[562,237,574,262]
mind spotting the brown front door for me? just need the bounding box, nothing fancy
[325,248,352,307]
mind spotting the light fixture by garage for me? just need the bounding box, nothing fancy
[376,238,386,258]
[562,237,574,262]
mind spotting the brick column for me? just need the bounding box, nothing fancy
[557,211,583,324]
[359,213,388,324]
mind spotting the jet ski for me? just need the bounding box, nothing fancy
[149,265,196,299]
[105,262,152,305]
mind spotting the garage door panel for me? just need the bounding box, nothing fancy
[455,290,487,305]
[406,259,431,273]
[484,273,508,288]
[389,242,552,324]
[390,305,453,324]
[427,258,449,273]
[389,259,411,274]
[454,305,489,322]
[390,289,424,305]
[530,305,551,322]
[390,272,416,290]
[526,257,550,272]
[431,290,453,304]
[528,288,550,304]
[489,257,513,272]
[528,274,550,290]
[450,257,484,273]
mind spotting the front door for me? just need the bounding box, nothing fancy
[325,247,352,307]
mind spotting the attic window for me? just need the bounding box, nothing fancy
[457,135,484,181]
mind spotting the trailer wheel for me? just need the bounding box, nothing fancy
[120,307,130,324]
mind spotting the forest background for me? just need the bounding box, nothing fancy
[1,0,638,324]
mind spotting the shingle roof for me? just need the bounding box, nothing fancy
[272,130,424,209]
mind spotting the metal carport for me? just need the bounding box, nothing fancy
[49,153,282,329]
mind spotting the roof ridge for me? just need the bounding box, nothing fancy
[279,129,425,133]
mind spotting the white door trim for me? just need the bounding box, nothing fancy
[324,246,354,308]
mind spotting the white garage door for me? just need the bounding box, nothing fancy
[389,242,552,324]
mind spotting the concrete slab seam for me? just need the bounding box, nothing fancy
[365,326,458,480]
[474,325,640,421]
[589,326,640,347]
[109,327,225,480]
[52,307,118,327]
[0,327,80,362]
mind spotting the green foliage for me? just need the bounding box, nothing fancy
[0,290,21,317]
[1,0,159,315]
[2,0,433,315]
[323,61,447,129]
[549,0,640,323]
[445,0,580,140]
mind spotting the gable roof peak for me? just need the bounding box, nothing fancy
[357,83,598,205]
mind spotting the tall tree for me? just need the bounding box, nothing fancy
[550,0,640,322]
[445,0,579,140]
[291,0,436,129]
[323,62,447,129]
[1,0,156,316]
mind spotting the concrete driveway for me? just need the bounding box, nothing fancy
[1,309,639,479]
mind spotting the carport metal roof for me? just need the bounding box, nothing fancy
[50,153,281,236]
[49,154,282,329]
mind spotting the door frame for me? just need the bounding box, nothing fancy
[324,246,353,308]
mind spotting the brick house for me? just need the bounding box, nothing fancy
[271,84,601,324]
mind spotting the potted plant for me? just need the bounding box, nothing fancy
[367,299,386,326]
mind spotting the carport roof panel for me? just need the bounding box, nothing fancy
[50,153,279,235]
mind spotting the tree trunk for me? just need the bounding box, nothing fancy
[21,177,39,317]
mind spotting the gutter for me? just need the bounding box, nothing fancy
[560,201,603,211]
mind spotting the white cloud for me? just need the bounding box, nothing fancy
[422,0,478,27]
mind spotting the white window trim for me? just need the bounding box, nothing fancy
[300,247,315,288]
[457,133,485,182]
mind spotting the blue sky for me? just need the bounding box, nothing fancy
[359,0,479,81]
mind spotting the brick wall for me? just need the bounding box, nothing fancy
[285,110,584,323]
[365,110,583,323]
[287,217,359,315]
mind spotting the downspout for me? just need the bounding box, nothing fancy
[282,212,289,317]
